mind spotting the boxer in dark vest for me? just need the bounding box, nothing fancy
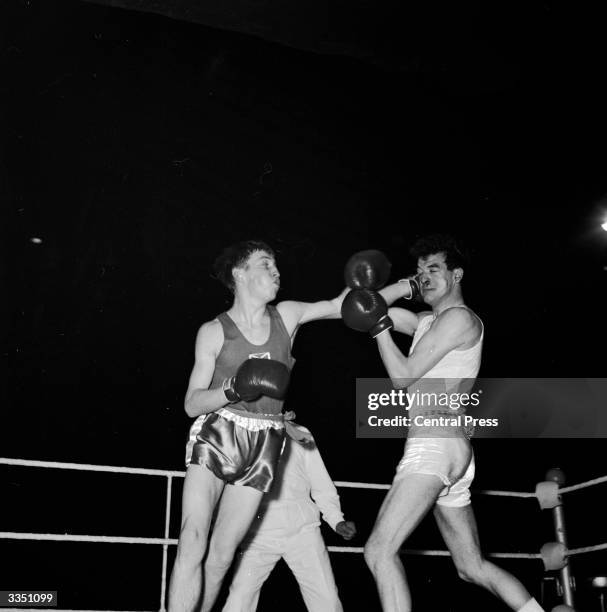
[168,241,348,612]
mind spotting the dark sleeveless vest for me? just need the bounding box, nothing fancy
[209,305,294,415]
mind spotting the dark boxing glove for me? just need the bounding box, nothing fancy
[398,276,421,300]
[341,289,394,338]
[223,358,290,403]
[344,250,392,290]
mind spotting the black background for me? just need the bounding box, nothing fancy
[3,0,607,609]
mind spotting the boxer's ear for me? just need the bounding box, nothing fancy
[232,267,244,284]
[454,268,464,283]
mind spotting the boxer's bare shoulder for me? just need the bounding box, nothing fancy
[194,318,224,357]
[388,307,431,336]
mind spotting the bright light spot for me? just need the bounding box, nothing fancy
[30,237,42,244]
[602,222,607,232]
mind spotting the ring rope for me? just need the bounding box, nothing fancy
[327,546,541,559]
[3,456,607,561]
[0,457,183,478]
[335,482,535,497]
[3,454,607,612]
[558,475,607,494]
[5,532,605,558]
[0,532,544,559]
[0,532,177,545]
[2,458,604,497]
[473,488,534,498]
[334,480,389,490]
[567,543,607,556]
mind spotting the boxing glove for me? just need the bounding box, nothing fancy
[344,250,392,290]
[341,289,394,338]
[223,358,290,403]
[399,276,421,300]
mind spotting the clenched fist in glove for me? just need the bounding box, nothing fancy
[341,289,394,338]
[343,250,392,291]
[223,358,290,403]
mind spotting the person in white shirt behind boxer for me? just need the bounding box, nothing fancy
[340,236,544,612]
[223,426,356,612]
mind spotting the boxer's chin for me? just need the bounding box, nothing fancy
[421,290,434,304]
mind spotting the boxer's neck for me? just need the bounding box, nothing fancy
[229,296,268,328]
[432,294,466,317]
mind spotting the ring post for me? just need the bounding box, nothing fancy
[545,468,575,609]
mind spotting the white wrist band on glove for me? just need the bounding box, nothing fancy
[222,377,239,403]
[373,327,392,339]
[398,278,415,300]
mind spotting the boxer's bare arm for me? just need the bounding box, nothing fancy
[378,281,414,306]
[378,281,424,336]
[376,307,479,387]
[388,307,427,336]
[277,287,349,336]
[184,320,229,418]
[277,276,417,336]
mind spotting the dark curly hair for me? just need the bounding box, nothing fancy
[410,234,470,271]
[213,240,276,293]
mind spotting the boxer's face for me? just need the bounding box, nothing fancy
[416,252,460,305]
[236,250,280,300]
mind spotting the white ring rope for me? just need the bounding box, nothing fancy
[473,489,535,498]
[334,480,389,490]
[0,532,177,545]
[335,481,535,497]
[1,457,183,478]
[559,475,607,494]
[0,532,548,559]
[3,458,604,497]
[567,543,607,556]
[3,457,607,562]
[4,531,606,558]
[327,546,542,559]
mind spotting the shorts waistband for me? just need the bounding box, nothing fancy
[223,406,284,421]
[222,407,311,443]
